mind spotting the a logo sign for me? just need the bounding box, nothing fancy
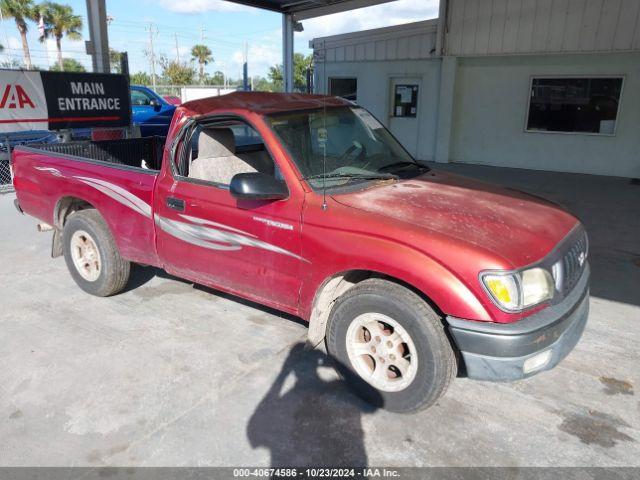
[0,69,131,133]
[578,251,586,267]
[0,84,36,109]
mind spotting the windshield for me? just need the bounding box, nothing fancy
[266,106,428,189]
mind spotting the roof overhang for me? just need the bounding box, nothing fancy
[221,0,398,20]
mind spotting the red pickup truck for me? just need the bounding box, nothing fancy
[12,92,589,412]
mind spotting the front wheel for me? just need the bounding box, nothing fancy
[62,209,131,297]
[326,279,456,413]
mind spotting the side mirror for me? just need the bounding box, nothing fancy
[230,173,288,201]
[150,99,162,111]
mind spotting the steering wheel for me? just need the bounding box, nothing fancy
[339,141,367,163]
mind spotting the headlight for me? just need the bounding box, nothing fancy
[481,267,554,312]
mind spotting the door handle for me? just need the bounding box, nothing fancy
[166,197,185,212]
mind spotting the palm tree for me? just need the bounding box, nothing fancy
[0,0,38,69]
[39,2,82,71]
[191,44,213,84]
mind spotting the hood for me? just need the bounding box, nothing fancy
[332,170,579,268]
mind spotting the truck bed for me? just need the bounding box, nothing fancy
[23,136,166,171]
[12,137,163,267]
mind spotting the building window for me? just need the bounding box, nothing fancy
[527,77,623,135]
[329,78,357,101]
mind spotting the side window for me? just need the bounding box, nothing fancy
[527,77,623,135]
[131,89,154,106]
[175,121,279,186]
[329,77,357,102]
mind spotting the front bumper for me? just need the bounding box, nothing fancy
[447,264,590,381]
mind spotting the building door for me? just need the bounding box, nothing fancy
[389,78,422,158]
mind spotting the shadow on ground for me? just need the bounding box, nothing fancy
[246,343,381,468]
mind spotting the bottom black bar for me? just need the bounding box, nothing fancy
[0,468,637,480]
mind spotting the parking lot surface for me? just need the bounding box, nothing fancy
[1,164,638,467]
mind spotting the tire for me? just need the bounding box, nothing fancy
[326,278,456,413]
[62,209,131,297]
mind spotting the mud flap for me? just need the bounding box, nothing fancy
[51,229,63,258]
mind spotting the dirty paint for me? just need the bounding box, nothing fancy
[600,377,634,396]
[332,171,577,266]
[558,410,635,448]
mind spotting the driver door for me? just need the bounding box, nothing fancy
[154,119,304,312]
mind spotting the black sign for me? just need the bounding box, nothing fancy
[39,71,131,130]
[393,84,419,118]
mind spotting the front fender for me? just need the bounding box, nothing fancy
[299,225,493,324]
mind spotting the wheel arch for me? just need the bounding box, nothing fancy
[307,269,448,347]
[51,196,99,258]
[54,195,97,230]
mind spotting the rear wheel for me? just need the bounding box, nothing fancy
[62,210,131,297]
[326,279,456,413]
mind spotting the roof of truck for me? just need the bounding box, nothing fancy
[179,91,352,116]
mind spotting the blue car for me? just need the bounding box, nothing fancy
[130,85,177,137]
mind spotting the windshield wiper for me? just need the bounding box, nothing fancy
[304,172,398,181]
[377,161,430,173]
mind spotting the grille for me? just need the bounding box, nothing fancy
[559,231,588,295]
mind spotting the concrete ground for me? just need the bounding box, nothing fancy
[1,164,639,467]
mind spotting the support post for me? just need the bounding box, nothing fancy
[85,0,110,73]
[120,51,129,77]
[436,0,449,56]
[435,56,458,164]
[282,13,295,93]
[242,41,249,91]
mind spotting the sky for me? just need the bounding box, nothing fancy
[0,0,439,81]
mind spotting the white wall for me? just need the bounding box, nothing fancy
[316,59,442,161]
[450,53,640,178]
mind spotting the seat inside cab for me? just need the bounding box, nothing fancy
[189,126,275,185]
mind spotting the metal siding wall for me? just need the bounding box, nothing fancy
[581,0,603,51]
[312,21,438,64]
[502,0,521,53]
[462,0,480,54]
[488,0,508,52]
[547,0,568,51]
[375,41,386,60]
[563,0,585,52]
[446,0,640,55]
[615,0,640,50]
[387,38,398,60]
[516,0,536,53]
